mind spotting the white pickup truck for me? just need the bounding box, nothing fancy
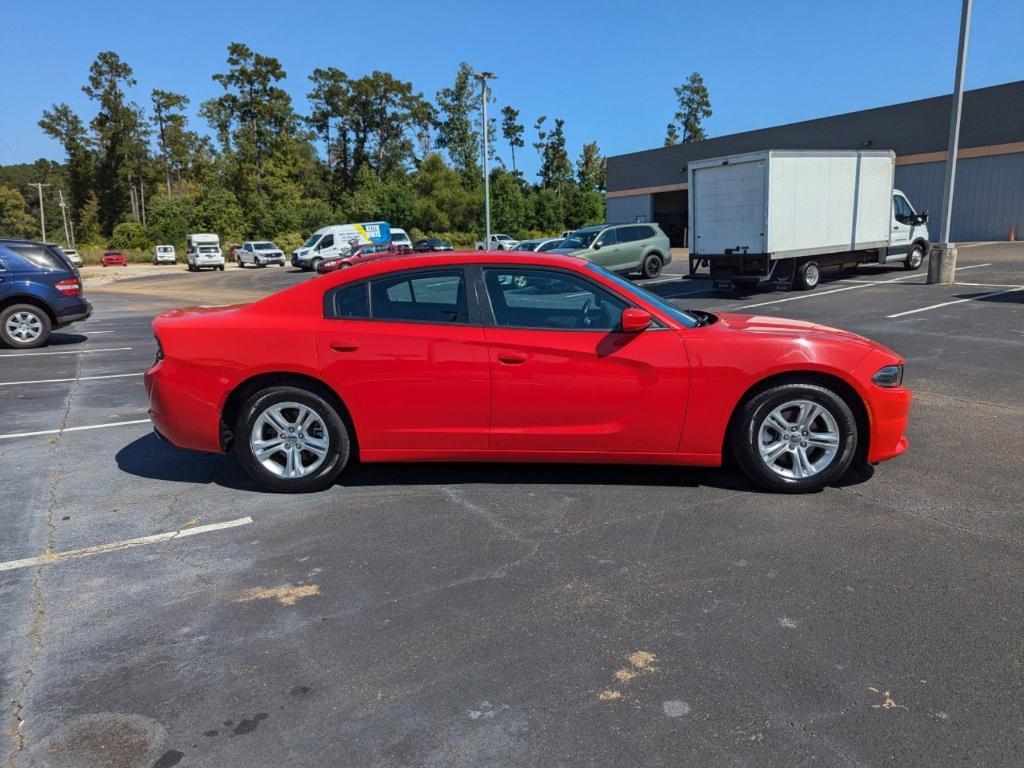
[475,234,519,251]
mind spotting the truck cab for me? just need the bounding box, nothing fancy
[475,234,519,251]
[886,189,930,270]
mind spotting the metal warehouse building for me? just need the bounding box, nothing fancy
[606,80,1024,245]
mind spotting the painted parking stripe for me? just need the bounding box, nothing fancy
[841,263,992,284]
[0,372,144,387]
[0,517,253,573]
[0,346,132,358]
[0,418,151,441]
[887,286,1024,318]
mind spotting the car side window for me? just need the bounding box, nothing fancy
[331,283,369,319]
[370,270,469,324]
[319,234,334,250]
[483,268,628,331]
[893,196,913,224]
[596,229,617,247]
[618,226,638,243]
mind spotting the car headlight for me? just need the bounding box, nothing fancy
[872,364,904,387]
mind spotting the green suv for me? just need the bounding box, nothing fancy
[553,223,672,278]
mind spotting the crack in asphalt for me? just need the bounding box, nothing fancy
[3,356,81,768]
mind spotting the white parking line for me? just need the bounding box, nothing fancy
[0,372,144,387]
[887,286,1024,318]
[0,418,151,440]
[0,346,132,358]
[0,517,253,573]
[842,263,992,284]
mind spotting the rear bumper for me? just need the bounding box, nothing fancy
[54,299,93,326]
[144,358,225,453]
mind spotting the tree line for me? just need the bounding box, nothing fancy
[0,46,615,253]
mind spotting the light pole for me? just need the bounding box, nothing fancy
[929,0,973,285]
[471,71,497,249]
[27,182,51,242]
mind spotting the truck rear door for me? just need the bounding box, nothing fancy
[692,159,766,256]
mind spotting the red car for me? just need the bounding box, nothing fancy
[146,252,910,494]
[315,245,398,274]
[102,250,127,267]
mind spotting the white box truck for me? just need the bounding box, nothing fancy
[687,149,930,291]
[185,233,224,272]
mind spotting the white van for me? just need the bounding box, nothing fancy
[390,227,413,251]
[186,234,225,272]
[291,222,391,271]
[154,244,176,265]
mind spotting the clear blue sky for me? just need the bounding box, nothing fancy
[1,0,1021,179]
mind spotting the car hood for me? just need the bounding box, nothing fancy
[713,312,898,356]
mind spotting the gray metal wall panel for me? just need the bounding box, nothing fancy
[896,154,1024,241]
[607,194,652,224]
[608,80,1024,193]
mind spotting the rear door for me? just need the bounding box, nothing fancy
[315,268,491,453]
[480,265,689,453]
[691,158,766,255]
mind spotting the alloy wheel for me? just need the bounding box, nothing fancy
[5,311,43,343]
[249,401,330,479]
[757,399,840,480]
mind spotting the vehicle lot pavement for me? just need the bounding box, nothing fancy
[1,246,1022,766]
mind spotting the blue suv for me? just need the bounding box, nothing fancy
[0,239,92,348]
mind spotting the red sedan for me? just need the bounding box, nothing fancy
[316,245,399,274]
[145,252,910,493]
[102,250,128,267]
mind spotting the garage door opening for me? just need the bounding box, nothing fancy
[652,190,688,248]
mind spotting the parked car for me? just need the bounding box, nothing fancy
[102,250,128,267]
[62,248,83,268]
[390,228,413,252]
[154,245,176,265]
[514,238,564,253]
[146,251,910,495]
[553,223,671,278]
[228,244,243,263]
[413,238,454,253]
[315,245,398,273]
[237,241,286,268]
[186,233,225,272]
[475,233,519,250]
[0,239,92,348]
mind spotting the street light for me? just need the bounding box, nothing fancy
[470,70,497,250]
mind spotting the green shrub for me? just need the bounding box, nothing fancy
[109,221,151,250]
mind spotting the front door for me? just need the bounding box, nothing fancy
[589,228,623,270]
[887,193,914,262]
[480,266,689,453]
[315,268,491,453]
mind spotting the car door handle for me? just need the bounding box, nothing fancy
[498,352,527,365]
[330,342,359,352]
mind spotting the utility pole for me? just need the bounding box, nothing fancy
[929,0,973,285]
[27,183,51,241]
[471,71,497,249]
[57,189,72,248]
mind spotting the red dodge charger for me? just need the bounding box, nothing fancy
[145,252,910,493]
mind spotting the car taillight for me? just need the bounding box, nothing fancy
[55,278,81,296]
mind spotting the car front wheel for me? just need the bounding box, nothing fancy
[641,253,663,279]
[904,244,925,271]
[236,385,351,493]
[731,382,857,493]
[1,304,51,349]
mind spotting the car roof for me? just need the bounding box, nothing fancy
[573,225,607,233]
[339,250,586,275]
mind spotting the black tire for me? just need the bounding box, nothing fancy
[904,243,925,271]
[218,265,225,271]
[235,384,351,493]
[641,253,664,279]
[731,382,858,493]
[794,260,820,290]
[1,303,52,349]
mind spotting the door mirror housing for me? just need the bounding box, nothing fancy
[620,308,652,333]
[592,240,602,250]
[915,211,929,225]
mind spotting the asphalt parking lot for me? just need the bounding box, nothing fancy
[2,246,1022,767]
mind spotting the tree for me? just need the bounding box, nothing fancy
[435,63,481,185]
[501,106,524,177]
[664,123,680,147]
[576,141,605,192]
[146,193,195,245]
[307,67,352,197]
[533,117,573,194]
[668,72,712,143]
[489,169,526,233]
[0,185,38,238]
[150,89,191,194]
[38,104,94,232]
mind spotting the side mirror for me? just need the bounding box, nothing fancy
[916,211,929,225]
[620,308,652,333]
[593,241,602,250]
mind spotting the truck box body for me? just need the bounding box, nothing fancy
[688,150,895,260]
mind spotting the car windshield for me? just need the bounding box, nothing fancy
[561,230,600,249]
[302,234,321,249]
[157,246,172,253]
[253,242,276,250]
[586,264,701,328]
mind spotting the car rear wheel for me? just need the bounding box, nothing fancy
[641,253,664,279]
[904,244,925,271]
[236,385,351,493]
[1,304,51,349]
[731,382,857,493]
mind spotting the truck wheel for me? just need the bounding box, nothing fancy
[904,244,925,271]
[641,253,664,279]
[794,261,820,290]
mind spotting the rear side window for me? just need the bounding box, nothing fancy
[332,283,369,318]
[6,244,68,271]
[370,270,468,324]
[619,225,655,242]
